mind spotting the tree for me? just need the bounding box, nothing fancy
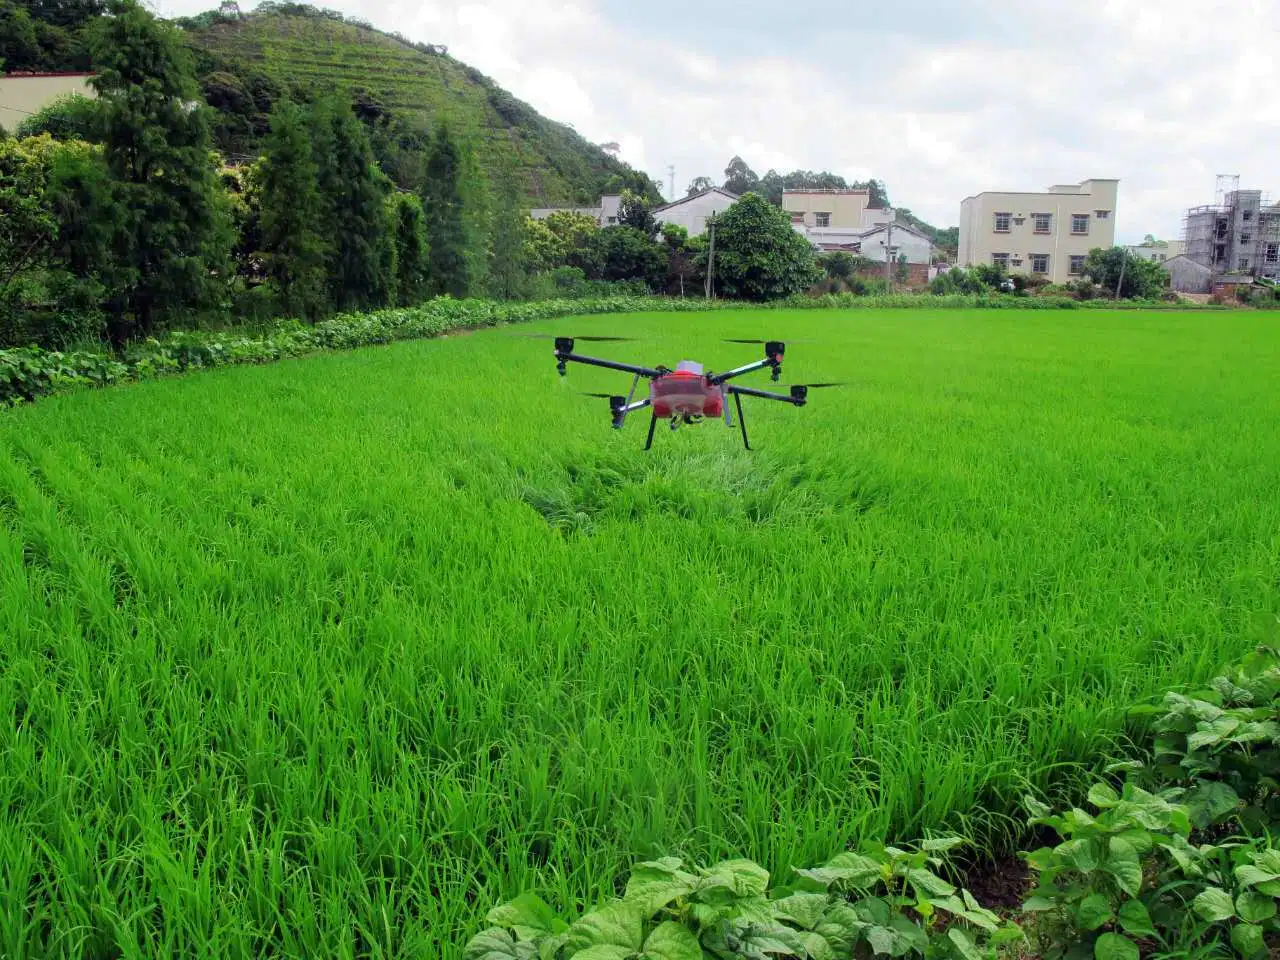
[488,166,527,300]
[686,176,714,197]
[1083,246,1167,299]
[543,210,601,277]
[389,192,429,306]
[819,251,856,283]
[421,119,468,297]
[310,95,394,311]
[458,141,490,297]
[704,192,819,301]
[257,98,328,320]
[522,217,565,274]
[722,156,760,197]
[15,93,100,141]
[618,188,657,238]
[89,0,233,341]
[661,222,702,296]
[593,226,665,289]
[895,253,909,285]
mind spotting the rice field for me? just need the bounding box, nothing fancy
[2,307,1279,958]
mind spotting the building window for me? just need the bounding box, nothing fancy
[1241,233,1252,243]
[1068,255,1085,275]
[1032,213,1051,234]
[815,212,830,227]
[1071,214,1089,234]
[1239,257,1250,270]
[1095,209,1110,219]
[991,253,1009,269]
[1215,244,1226,262]
[607,217,617,224]
[1243,210,1254,222]
[993,212,1011,232]
[1030,254,1049,274]
[1158,254,1166,261]
[1266,243,1279,264]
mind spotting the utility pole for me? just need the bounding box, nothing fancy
[705,215,717,299]
[884,216,894,291]
[1114,253,1128,300]
[668,165,676,203]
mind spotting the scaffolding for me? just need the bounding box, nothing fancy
[1181,175,1280,278]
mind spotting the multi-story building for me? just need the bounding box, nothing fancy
[1183,186,1280,281]
[782,188,892,230]
[958,178,1119,284]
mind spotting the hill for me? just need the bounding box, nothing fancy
[178,4,656,206]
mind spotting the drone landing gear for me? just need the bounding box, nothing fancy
[644,411,658,451]
[733,391,751,450]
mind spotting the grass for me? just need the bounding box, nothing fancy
[2,307,1279,958]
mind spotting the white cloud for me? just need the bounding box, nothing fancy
[165,0,1280,241]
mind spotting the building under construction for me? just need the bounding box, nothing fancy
[1183,175,1280,280]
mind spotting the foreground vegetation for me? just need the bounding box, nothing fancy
[3,307,1279,957]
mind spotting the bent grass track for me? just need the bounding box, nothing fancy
[2,308,1280,957]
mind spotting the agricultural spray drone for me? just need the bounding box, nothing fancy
[535,335,844,450]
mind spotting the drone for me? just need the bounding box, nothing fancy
[538,335,843,450]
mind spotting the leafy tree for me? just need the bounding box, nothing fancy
[819,250,856,282]
[593,226,665,290]
[89,0,233,341]
[257,98,328,320]
[686,175,714,197]
[458,141,490,297]
[661,222,702,296]
[421,119,468,297]
[14,93,100,142]
[309,95,394,311]
[895,253,909,285]
[722,155,760,196]
[388,192,429,306]
[1083,246,1167,299]
[543,210,601,277]
[0,2,41,70]
[618,188,658,238]
[704,192,819,301]
[522,217,565,274]
[487,166,526,300]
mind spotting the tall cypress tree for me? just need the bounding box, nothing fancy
[421,119,468,298]
[488,165,527,300]
[89,0,232,341]
[389,192,430,306]
[258,98,328,321]
[309,95,394,312]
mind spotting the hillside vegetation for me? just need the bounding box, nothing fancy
[181,6,649,205]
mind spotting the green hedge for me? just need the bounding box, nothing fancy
[0,293,1236,409]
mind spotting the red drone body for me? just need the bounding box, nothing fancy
[650,362,725,419]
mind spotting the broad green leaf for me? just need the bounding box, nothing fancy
[641,922,701,960]
[697,859,769,899]
[794,853,884,890]
[922,837,966,853]
[1255,849,1280,874]
[1056,839,1100,874]
[815,902,865,954]
[866,925,897,956]
[1231,922,1266,958]
[1254,879,1280,897]
[732,922,806,957]
[1233,865,1280,889]
[1115,829,1154,856]
[1230,720,1280,743]
[801,931,834,960]
[1192,887,1236,923]
[1024,847,1057,871]
[1104,838,1143,897]
[487,893,564,940]
[854,897,892,926]
[932,895,967,915]
[538,933,568,960]
[947,927,984,960]
[1187,714,1241,751]
[463,928,539,960]
[563,901,645,954]
[1088,782,1121,809]
[1116,899,1156,937]
[1183,782,1240,828]
[990,923,1026,948]
[907,867,955,897]
[624,861,698,915]
[573,947,632,960]
[1076,893,1114,931]
[771,892,830,930]
[1024,796,1052,820]
[1187,699,1225,722]
[1094,933,1138,960]
[888,915,929,955]
[1235,891,1277,924]
[1022,896,1057,912]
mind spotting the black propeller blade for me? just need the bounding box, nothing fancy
[513,333,635,342]
[722,338,815,344]
[796,382,846,388]
[579,392,617,398]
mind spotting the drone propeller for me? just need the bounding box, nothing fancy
[579,392,617,399]
[722,338,815,344]
[795,382,846,389]
[512,333,636,342]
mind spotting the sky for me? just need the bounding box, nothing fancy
[158,0,1280,243]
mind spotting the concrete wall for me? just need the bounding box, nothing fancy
[0,73,96,133]
[653,190,737,237]
[1161,255,1211,293]
[958,178,1118,284]
[783,189,869,228]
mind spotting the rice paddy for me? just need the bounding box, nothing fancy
[2,307,1279,958]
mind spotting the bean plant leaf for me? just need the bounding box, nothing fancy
[562,901,645,954]
[1104,838,1143,897]
[1187,714,1241,750]
[697,859,770,899]
[1057,839,1100,874]
[771,892,830,930]
[1182,783,1240,828]
[1116,899,1156,937]
[1076,893,1114,931]
[487,893,566,940]
[1191,887,1236,923]
[463,928,539,960]
[1231,922,1266,959]
[1094,933,1138,960]
[922,837,966,853]
[1022,896,1056,912]
[816,902,866,954]
[947,928,984,960]
[1235,892,1277,924]
[641,922,701,960]
[866,925,898,956]
[624,860,698,914]
[907,868,955,897]
[802,931,835,960]
[732,922,806,957]
[1088,783,1121,809]
[572,947,633,960]
[1023,848,1057,871]
[854,898,892,926]
[794,853,884,890]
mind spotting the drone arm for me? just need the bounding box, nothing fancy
[556,351,664,379]
[709,357,778,386]
[726,384,806,406]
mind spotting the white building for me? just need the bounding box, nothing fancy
[529,195,623,227]
[794,219,933,264]
[652,186,739,237]
[1125,237,1185,262]
[0,72,96,132]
